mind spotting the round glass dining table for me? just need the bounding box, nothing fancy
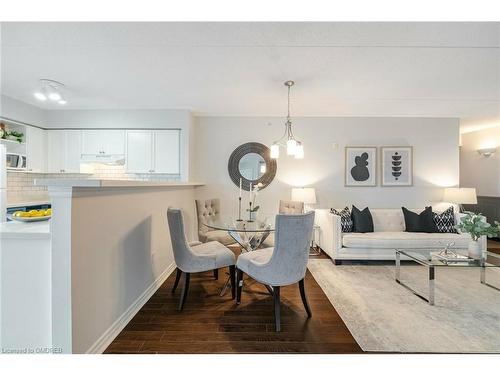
[202,215,275,296]
[202,215,275,252]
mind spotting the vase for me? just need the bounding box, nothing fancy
[468,240,482,259]
[250,211,257,222]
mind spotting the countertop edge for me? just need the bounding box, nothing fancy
[34,179,205,188]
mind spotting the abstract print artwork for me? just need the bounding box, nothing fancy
[345,147,377,186]
[381,146,413,186]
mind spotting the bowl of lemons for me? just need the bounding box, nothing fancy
[12,208,52,222]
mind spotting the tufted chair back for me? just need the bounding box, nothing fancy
[279,200,304,215]
[195,198,221,235]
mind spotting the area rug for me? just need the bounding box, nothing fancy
[307,259,500,353]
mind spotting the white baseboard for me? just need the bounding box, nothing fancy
[85,262,177,354]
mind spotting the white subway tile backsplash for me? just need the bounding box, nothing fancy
[6,163,181,202]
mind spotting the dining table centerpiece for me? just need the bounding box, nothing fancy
[247,182,263,222]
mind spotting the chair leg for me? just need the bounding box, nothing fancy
[229,265,236,299]
[236,268,243,304]
[178,272,190,311]
[172,268,182,294]
[299,278,312,318]
[274,286,281,332]
[213,268,219,280]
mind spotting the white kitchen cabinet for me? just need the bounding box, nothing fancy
[154,130,180,174]
[65,131,82,173]
[47,130,82,173]
[81,130,125,155]
[125,130,153,173]
[125,129,180,174]
[26,126,47,172]
[47,131,65,173]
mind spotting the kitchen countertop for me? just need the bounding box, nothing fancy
[35,179,204,188]
[0,220,50,240]
[7,198,51,208]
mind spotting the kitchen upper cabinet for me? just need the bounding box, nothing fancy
[65,131,82,173]
[125,130,180,174]
[47,130,82,173]
[81,130,125,155]
[154,130,180,174]
[26,126,47,172]
[125,131,153,173]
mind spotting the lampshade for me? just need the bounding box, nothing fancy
[291,187,317,205]
[270,143,280,159]
[294,142,304,159]
[443,188,477,204]
[287,139,297,155]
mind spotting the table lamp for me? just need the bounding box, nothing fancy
[291,187,317,212]
[443,187,477,212]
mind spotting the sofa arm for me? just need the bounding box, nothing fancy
[314,209,342,258]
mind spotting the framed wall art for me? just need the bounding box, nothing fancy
[345,146,377,186]
[381,146,413,186]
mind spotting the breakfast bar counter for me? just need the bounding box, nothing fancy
[15,178,204,354]
[0,220,50,239]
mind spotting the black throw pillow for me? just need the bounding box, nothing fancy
[402,206,439,233]
[351,206,374,233]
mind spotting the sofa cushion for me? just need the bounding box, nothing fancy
[402,206,438,233]
[433,206,458,233]
[351,206,374,233]
[342,231,471,249]
[331,207,353,232]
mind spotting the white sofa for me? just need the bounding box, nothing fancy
[314,207,486,264]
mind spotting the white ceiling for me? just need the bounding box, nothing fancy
[1,22,499,124]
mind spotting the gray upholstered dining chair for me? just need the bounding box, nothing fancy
[195,198,236,246]
[236,211,315,332]
[167,208,236,310]
[262,200,305,247]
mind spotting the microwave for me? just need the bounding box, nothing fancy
[6,153,27,170]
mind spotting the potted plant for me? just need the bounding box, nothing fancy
[455,211,500,259]
[6,130,24,143]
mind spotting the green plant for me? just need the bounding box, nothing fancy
[246,183,263,213]
[456,211,500,241]
[7,130,24,143]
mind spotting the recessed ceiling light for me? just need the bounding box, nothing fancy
[34,92,47,101]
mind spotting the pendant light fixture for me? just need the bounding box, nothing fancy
[270,80,304,159]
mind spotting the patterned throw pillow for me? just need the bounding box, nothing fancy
[331,207,353,233]
[432,206,458,233]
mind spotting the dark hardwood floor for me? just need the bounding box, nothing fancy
[104,250,361,354]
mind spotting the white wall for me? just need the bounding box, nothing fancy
[67,186,197,353]
[193,116,460,212]
[0,95,46,126]
[460,126,500,196]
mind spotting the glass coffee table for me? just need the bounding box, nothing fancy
[395,249,500,305]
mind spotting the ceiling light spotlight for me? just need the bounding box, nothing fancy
[33,92,47,101]
[35,79,67,105]
[48,91,62,101]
